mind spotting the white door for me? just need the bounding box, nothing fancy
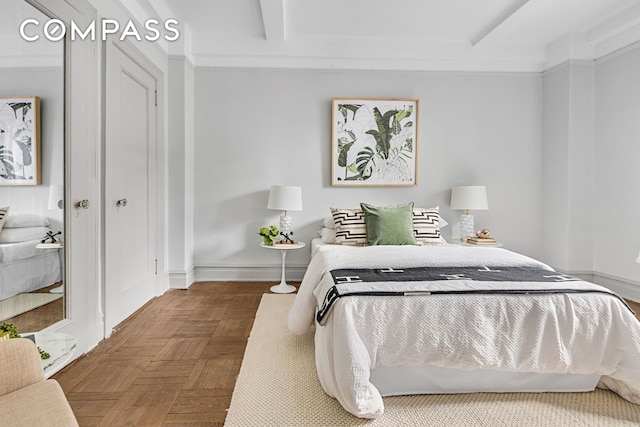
[104,43,157,334]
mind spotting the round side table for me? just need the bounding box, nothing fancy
[261,242,306,293]
[36,242,64,293]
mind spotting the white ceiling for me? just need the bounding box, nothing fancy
[7,0,640,71]
[138,0,640,71]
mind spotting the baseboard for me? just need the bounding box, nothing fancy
[590,272,640,302]
[194,264,307,282]
[169,265,196,289]
[191,265,640,302]
[564,270,640,302]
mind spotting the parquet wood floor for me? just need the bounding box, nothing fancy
[52,281,278,426]
[52,282,640,426]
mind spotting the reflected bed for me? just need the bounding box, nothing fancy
[0,239,61,301]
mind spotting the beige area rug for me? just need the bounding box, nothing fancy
[225,294,640,427]
[0,293,62,321]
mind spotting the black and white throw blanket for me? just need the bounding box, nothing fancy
[316,266,631,324]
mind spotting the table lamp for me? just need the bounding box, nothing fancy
[267,185,302,239]
[450,185,488,241]
[48,184,64,210]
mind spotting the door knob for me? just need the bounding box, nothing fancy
[116,198,128,208]
[76,199,90,209]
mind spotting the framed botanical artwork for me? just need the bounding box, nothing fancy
[332,98,418,186]
[0,96,41,185]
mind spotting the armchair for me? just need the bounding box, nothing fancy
[0,338,78,426]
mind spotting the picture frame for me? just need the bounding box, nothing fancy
[332,98,418,186]
[0,96,41,185]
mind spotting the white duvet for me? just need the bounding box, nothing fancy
[0,239,43,263]
[288,245,640,418]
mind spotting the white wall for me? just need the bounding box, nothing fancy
[167,55,195,288]
[541,62,594,273]
[542,65,571,269]
[0,67,64,232]
[540,50,640,301]
[193,68,544,280]
[594,44,640,289]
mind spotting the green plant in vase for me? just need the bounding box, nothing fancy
[0,322,19,339]
[259,225,279,245]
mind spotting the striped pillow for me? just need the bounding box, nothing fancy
[331,206,443,246]
[413,207,441,245]
[330,208,367,246]
[0,206,8,233]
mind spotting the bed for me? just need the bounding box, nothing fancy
[0,240,61,301]
[0,211,61,301]
[289,237,640,419]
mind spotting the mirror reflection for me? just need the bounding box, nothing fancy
[0,0,64,332]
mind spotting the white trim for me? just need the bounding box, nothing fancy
[590,272,640,303]
[542,59,593,76]
[195,265,640,302]
[561,270,640,302]
[193,54,546,73]
[169,265,195,289]
[195,264,307,282]
[169,54,194,70]
[594,38,640,66]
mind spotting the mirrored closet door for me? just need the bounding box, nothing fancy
[0,0,65,333]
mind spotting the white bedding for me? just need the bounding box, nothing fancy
[288,244,640,418]
[0,239,44,263]
[0,240,61,300]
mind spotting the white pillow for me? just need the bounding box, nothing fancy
[318,227,336,244]
[322,216,335,229]
[0,227,52,243]
[4,213,50,228]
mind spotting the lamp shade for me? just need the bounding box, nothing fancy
[636,251,640,264]
[47,184,64,210]
[267,185,303,211]
[450,186,488,211]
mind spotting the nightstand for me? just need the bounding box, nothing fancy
[261,242,306,294]
[36,242,64,293]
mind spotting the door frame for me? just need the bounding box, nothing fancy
[101,38,167,337]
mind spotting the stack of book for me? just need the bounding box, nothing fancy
[466,237,497,245]
[274,241,298,247]
[37,242,63,248]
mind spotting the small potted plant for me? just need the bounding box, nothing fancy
[259,225,279,246]
[0,322,18,341]
[0,322,50,359]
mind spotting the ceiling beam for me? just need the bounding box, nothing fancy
[471,0,530,46]
[259,0,285,41]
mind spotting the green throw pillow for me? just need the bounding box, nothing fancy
[360,202,417,246]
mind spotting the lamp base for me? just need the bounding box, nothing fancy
[279,212,292,235]
[459,213,475,241]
